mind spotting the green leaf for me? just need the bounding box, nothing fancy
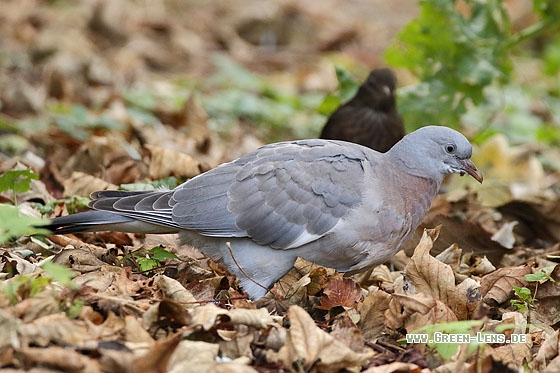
[42,261,78,289]
[525,269,555,283]
[385,0,512,127]
[120,176,180,192]
[0,204,49,243]
[136,257,160,272]
[0,169,39,194]
[34,195,91,216]
[513,286,532,303]
[510,299,527,313]
[149,246,177,262]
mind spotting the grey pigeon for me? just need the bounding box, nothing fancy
[44,126,483,299]
[320,68,405,152]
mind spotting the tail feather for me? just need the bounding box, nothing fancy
[42,210,177,235]
[41,211,135,234]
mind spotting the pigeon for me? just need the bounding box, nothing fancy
[44,126,482,299]
[320,68,405,152]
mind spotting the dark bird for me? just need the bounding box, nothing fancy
[43,126,482,300]
[320,68,405,152]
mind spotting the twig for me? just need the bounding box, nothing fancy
[226,241,268,293]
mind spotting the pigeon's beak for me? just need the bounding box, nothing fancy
[459,159,483,183]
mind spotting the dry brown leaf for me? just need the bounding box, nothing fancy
[168,340,257,373]
[317,278,362,310]
[19,314,92,347]
[124,315,154,344]
[450,277,481,319]
[407,214,507,265]
[13,291,60,322]
[52,248,107,273]
[145,144,203,180]
[385,293,458,332]
[0,310,20,350]
[533,265,560,325]
[271,257,336,302]
[362,362,423,373]
[131,332,182,373]
[155,299,193,328]
[405,227,479,319]
[357,290,391,340]
[486,341,532,370]
[21,346,98,373]
[405,227,455,302]
[459,253,496,277]
[63,171,118,197]
[154,274,197,305]
[434,243,462,269]
[0,249,41,275]
[181,94,212,152]
[218,330,254,361]
[330,313,370,354]
[536,330,560,371]
[190,303,274,330]
[479,264,531,305]
[491,221,518,249]
[278,305,374,372]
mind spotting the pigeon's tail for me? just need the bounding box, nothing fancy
[42,210,177,235]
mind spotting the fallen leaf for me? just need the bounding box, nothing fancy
[535,330,559,371]
[190,303,274,331]
[362,362,423,373]
[278,305,374,372]
[491,221,519,249]
[317,278,362,310]
[168,340,257,373]
[479,265,531,306]
[385,293,458,332]
[21,346,97,373]
[63,171,118,197]
[145,144,203,180]
[154,274,197,305]
[357,290,391,340]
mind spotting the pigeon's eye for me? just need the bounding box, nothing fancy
[445,144,456,153]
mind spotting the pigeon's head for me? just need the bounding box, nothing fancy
[389,125,483,184]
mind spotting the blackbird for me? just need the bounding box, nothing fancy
[320,68,405,152]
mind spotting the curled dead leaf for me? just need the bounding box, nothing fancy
[63,171,118,197]
[405,227,455,303]
[535,330,559,371]
[145,144,203,180]
[21,346,96,373]
[491,221,518,249]
[479,265,531,305]
[385,293,458,332]
[154,274,197,305]
[191,303,274,331]
[357,290,391,340]
[278,305,374,371]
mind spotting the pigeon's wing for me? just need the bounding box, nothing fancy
[172,139,369,249]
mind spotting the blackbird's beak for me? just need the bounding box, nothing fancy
[459,159,483,183]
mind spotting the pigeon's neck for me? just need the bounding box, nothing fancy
[385,150,445,190]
